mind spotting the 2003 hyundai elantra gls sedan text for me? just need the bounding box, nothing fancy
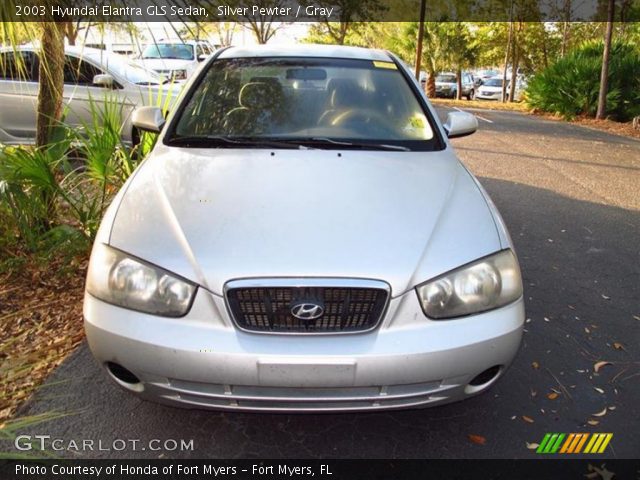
[84,45,525,412]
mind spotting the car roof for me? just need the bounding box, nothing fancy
[217,44,393,62]
[1,44,125,60]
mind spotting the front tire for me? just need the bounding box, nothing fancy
[467,89,475,100]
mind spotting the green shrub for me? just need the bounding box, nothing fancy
[0,97,155,271]
[526,41,640,121]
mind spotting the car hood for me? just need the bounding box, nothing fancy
[109,147,502,296]
[480,85,503,92]
[139,58,192,70]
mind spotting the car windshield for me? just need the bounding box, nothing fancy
[167,57,437,151]
[436,74,456,83]
[89,52,165,85]
[484,78,503,87]
[142,44,194,60]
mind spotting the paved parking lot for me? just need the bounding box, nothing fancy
[9,108,640,459]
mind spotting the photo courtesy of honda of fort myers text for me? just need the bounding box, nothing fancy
[0,0,639,478]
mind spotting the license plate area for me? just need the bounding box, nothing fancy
[257,359,356,387]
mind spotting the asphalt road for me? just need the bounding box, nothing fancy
[8,108,640,459]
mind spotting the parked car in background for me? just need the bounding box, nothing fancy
[474,69,500,86]
[435,72,475,100]
[84,42,140,57]
[84,44,524,413]
[0,46,181,146]
[138,40,214,81]
[476,76,506,101]
[476,76,528,102]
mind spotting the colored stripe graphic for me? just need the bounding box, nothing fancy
[536,433,552,453]
[536,433,612,454]
[573,433,589,453]
[585,433,613,454]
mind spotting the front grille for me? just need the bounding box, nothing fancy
[226,283,388,334]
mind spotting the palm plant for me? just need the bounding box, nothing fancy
[526,41,640,121]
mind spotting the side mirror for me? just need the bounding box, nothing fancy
[197,54,208,62]
[443,111,478,138]
[93,74,115,88]
[132,106,165,133]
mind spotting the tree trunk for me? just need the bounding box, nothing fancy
[509,41,519,102]
[456,67,462,100]
[414,0,427,81]
[502,11,514,102]
[596,0,615,120]
[64,21,77,46]
[36,22,65,147]
[427,70,436,98]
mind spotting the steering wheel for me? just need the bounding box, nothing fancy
[330,109,396,136]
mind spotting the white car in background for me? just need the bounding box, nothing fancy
[138,40,214,81]
[476,77,506,101]
[0,46,181,146]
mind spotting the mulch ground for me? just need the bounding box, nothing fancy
[0,259,87,423]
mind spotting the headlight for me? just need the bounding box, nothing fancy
[86,243,197,317]
[172,69,188,80]
[416,249,522,319]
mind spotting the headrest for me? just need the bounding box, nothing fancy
[239,81,282,109]
[326,78,362,109]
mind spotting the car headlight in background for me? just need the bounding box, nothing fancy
[172,69,188,80]
[86,244,196,317]
[416,249,522,319]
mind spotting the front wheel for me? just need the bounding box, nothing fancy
[467,89,475,100]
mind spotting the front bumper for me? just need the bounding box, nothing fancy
[84,289,524,412]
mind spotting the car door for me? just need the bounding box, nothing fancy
[61,54,119,131]
[0,50,40,143]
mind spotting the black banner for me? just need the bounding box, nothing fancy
[2,459,640,480]
[3,0,640,22]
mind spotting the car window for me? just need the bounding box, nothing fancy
[436,74,456,83]
[484,78,503,87]
[142,44,194,61]
[86,52,165,85]
[168,57,438,150]
[64,56,103,85]
[0,51,38,81]
[196,45,210,58]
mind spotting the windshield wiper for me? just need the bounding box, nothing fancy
[165,135,302,149]
[306,137,411,151]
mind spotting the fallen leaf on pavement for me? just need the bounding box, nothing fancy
[526,442,539,450]
[612,342,624,351]
[594,361,611,373]
[594,387,604,394]
[522,415,535,423]
[601,294,610,300]
[587,420,599,426]
[547,392,559,400]
[532,361,539,369]
[468,434,486,445]
[592,408,608,417]
[608,406,616,411]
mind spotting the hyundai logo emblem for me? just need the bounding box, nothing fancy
[290,301,325,321]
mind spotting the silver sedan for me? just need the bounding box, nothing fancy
[83,44,524,412]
